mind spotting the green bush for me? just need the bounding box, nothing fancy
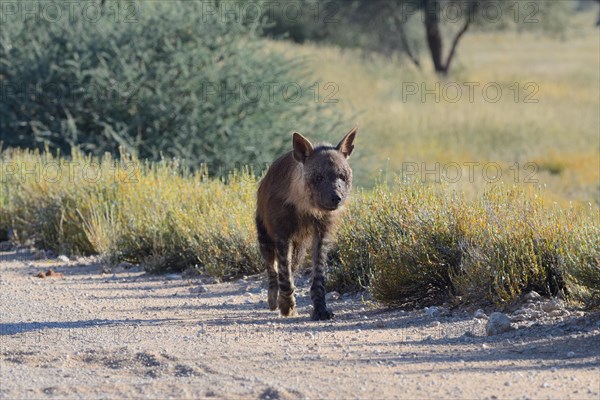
[564,217,600,307]
[1,148,108,253]
[332,182,599,308]
[330,184,464,305]
[0,1,338,172]
[0,148,262,277]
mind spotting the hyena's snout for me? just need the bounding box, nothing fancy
[324,190,344,209]
[321,181,348,210]
[330,193,342,207]
[317,190,344,211]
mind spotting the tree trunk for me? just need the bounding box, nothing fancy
[423,0,446,74]
[422,0,477,76]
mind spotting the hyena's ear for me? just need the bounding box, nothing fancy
[336,125,358,158]
[292,132,314,163]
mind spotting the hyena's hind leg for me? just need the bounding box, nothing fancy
[257,218,278,311]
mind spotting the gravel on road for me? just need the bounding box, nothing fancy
[1,248,599,399]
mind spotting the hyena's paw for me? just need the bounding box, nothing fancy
[267,287,279,311]
[278,293,296,317]
[280,307,298,317]
[311,305,334,321]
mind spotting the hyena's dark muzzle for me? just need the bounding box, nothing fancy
[314,178,348,211]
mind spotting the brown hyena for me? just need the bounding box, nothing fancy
[255,126,357,320]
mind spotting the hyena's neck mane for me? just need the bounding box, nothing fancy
[286,155,321,217]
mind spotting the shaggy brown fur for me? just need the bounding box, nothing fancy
[256,126,357,320]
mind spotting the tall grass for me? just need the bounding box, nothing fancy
[1,149,598,307]
[0,148,260,277]
[331,182,599,307]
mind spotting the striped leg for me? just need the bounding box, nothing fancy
[257,218,278,311]
[265,250,278,311]
[276,240,296,316]
[310,233,333,321]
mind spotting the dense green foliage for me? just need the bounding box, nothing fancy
[0,1,338,172]
[2,149,598,307]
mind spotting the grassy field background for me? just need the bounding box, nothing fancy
[275,13,599,206]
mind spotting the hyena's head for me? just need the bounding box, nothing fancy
[292,126,357,212]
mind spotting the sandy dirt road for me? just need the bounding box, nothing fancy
[1,248,599,399]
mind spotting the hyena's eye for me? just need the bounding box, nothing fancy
[313,174,323,184]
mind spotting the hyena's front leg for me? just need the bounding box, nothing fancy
[310,233,334,321]
[267,264,279,311]
[257,219,278,311]
[276,240,296,316]
[265,252,278,311]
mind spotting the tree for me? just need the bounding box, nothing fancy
[422,0,479,75]
[254,0,575,75]
[322,0,488,75]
